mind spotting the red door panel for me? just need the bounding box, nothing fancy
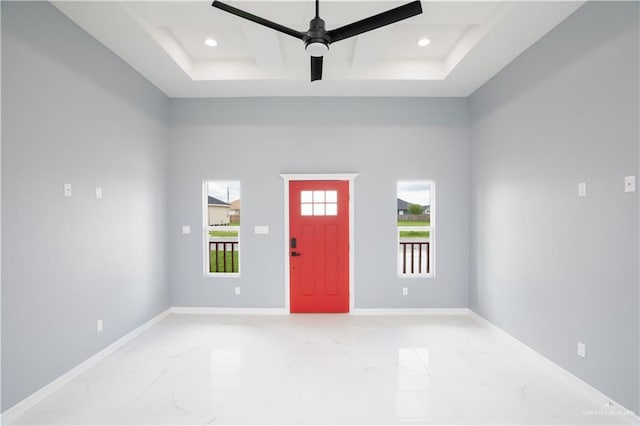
[325,224,339,296]
[289,181,349,313]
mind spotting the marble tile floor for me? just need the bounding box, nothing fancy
[9,314,639,425]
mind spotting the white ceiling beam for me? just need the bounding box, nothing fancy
[241,23,285,73]
[191,60,286,80]
[350,27,393,73]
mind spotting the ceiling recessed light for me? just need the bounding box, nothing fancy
[204,38,218,47]
[417,38,431,47]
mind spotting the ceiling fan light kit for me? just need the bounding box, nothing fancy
[306,41,329,57]
[211,0,423,81]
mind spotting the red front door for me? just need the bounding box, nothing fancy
[289,181,349,313]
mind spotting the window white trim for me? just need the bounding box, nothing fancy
[280,173,358,312]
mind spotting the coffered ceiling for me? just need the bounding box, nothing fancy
[52,1,584,97]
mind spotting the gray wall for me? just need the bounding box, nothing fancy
[1,2,170,411]
[169,98,469,309]
[469,2,639,413]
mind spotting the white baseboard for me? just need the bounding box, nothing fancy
[351,308,470,315]
[468,310,639,422]
[171,307,470,316]
[1,308,171,425]
[170,306,288,315]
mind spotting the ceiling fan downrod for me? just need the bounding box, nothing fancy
[304,0,330,58]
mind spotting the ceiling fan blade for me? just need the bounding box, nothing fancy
[311,56,323,82]
[327,0,422,43]
[212,1,305,40]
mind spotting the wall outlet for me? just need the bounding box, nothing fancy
[577,341,586,358]
[64,183,72,197]
[578,182,587,197]
[624,176,636,192]
[182,225,191,234]
[96,319,103,333]
[234,286,241,295]
[402,287,408,296]
[96,187,103,199]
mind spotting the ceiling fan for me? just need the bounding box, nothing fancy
[211,0,423,81]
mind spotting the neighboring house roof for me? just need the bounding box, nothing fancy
[230,199,241,210]
[208,196,230,207]
[397,199,410,211]
[398,198,428,213]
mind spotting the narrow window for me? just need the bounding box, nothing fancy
[204,180,240,275]
[397,181,433,276]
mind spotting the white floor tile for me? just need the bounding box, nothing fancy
[8,314,638,426]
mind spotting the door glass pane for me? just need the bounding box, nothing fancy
[313,191,325,202]
[301,203,313,216]
[301,191,313,203]
[325,190,337,202]
[313,203,325,216]
[326,203,338,216]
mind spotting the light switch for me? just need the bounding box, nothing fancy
[64,183,72,197]
[235,286,241,295]
[578,182,587,197]
[182,226,191,234]
[95,187,102,199]
[577,341,586,359]
[255,226,269,235]
[624,176,636,193]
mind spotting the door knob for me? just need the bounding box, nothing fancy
[291,252,301,257]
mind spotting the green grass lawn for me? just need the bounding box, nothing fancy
[209,230,238,237]
[209,250,239,273]
[397,221,430,226]
[400,230,430,238]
